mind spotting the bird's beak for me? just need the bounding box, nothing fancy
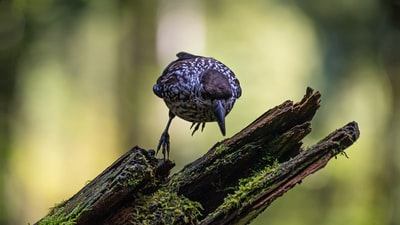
[213,100,226,136]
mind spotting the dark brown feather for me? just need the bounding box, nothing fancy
[201,69,232,100]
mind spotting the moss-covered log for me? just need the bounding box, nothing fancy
[35,87,360,225]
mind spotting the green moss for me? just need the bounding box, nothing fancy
[215,160,280,215]
[124,177,140,187]
[38,204,87,225]
[213,144,228,155]
[132,189,203,225]
[119,152,156,188]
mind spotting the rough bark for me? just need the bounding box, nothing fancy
[35,87,360,225]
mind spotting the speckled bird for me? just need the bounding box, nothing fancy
[153,52,242,159]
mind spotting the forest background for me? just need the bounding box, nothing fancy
[1,0,399,224]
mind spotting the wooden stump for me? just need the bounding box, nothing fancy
[35,87,360,225]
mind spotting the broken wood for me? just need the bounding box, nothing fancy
[35,87,360,225]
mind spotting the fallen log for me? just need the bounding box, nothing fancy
[35,87,360,225]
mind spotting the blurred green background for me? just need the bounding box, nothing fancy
[1,0,399,224]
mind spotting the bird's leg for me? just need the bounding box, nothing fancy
[157,111,175,160]
[190,122,206,136]
[190,123,199,136]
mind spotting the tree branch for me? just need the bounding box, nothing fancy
[35,87,360,225]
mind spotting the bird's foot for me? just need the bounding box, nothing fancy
[157,131,170,160]
[190,122,206,136]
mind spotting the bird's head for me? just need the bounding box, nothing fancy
[200,69,233,136]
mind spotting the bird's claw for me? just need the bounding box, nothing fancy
[157,131,170,160]
[190,122,206,136]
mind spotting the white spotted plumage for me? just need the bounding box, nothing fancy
[153,52,241,159]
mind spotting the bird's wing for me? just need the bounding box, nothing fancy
[153,70,179,99]
[233,79,242,98]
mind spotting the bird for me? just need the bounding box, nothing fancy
[153,52,242,159]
